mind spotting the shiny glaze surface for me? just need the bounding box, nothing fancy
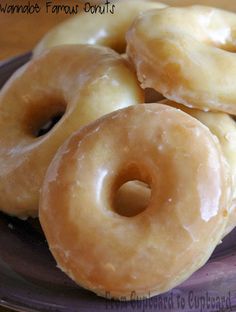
[126,5,236,114]
[40,104,230,299]
[162,99,236,236]
[34,0,167,56]
[0,45,144,217]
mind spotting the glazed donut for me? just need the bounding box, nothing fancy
[126,5,236,114]
[161,99,236,236]
[34,0,167,57]
[0,44,144,218]
[40,104,230,299]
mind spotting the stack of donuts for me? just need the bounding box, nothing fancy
[1,0,236,301]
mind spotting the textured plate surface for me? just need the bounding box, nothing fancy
[0,54,236,312]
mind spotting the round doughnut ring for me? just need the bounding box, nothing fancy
[39,104,230,299]
[0,44,144,218]
[126,5,236,114]
[161,99,236,236]
[34,0,167,57]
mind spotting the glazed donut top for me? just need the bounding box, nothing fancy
[40,104,230,299]
[126,5,236,114]
[34,0,167,56]
[161,99,236,236]
[0,44,143,217]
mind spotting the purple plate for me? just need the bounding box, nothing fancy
[0,54,236,312]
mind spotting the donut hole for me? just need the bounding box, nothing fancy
[36,112,64,137]
[24,99,67,137]
[113,180,151,217]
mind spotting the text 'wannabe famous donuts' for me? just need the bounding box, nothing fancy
[40,104,230,300]
[126,5,236,114]
[0,44,143,218]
